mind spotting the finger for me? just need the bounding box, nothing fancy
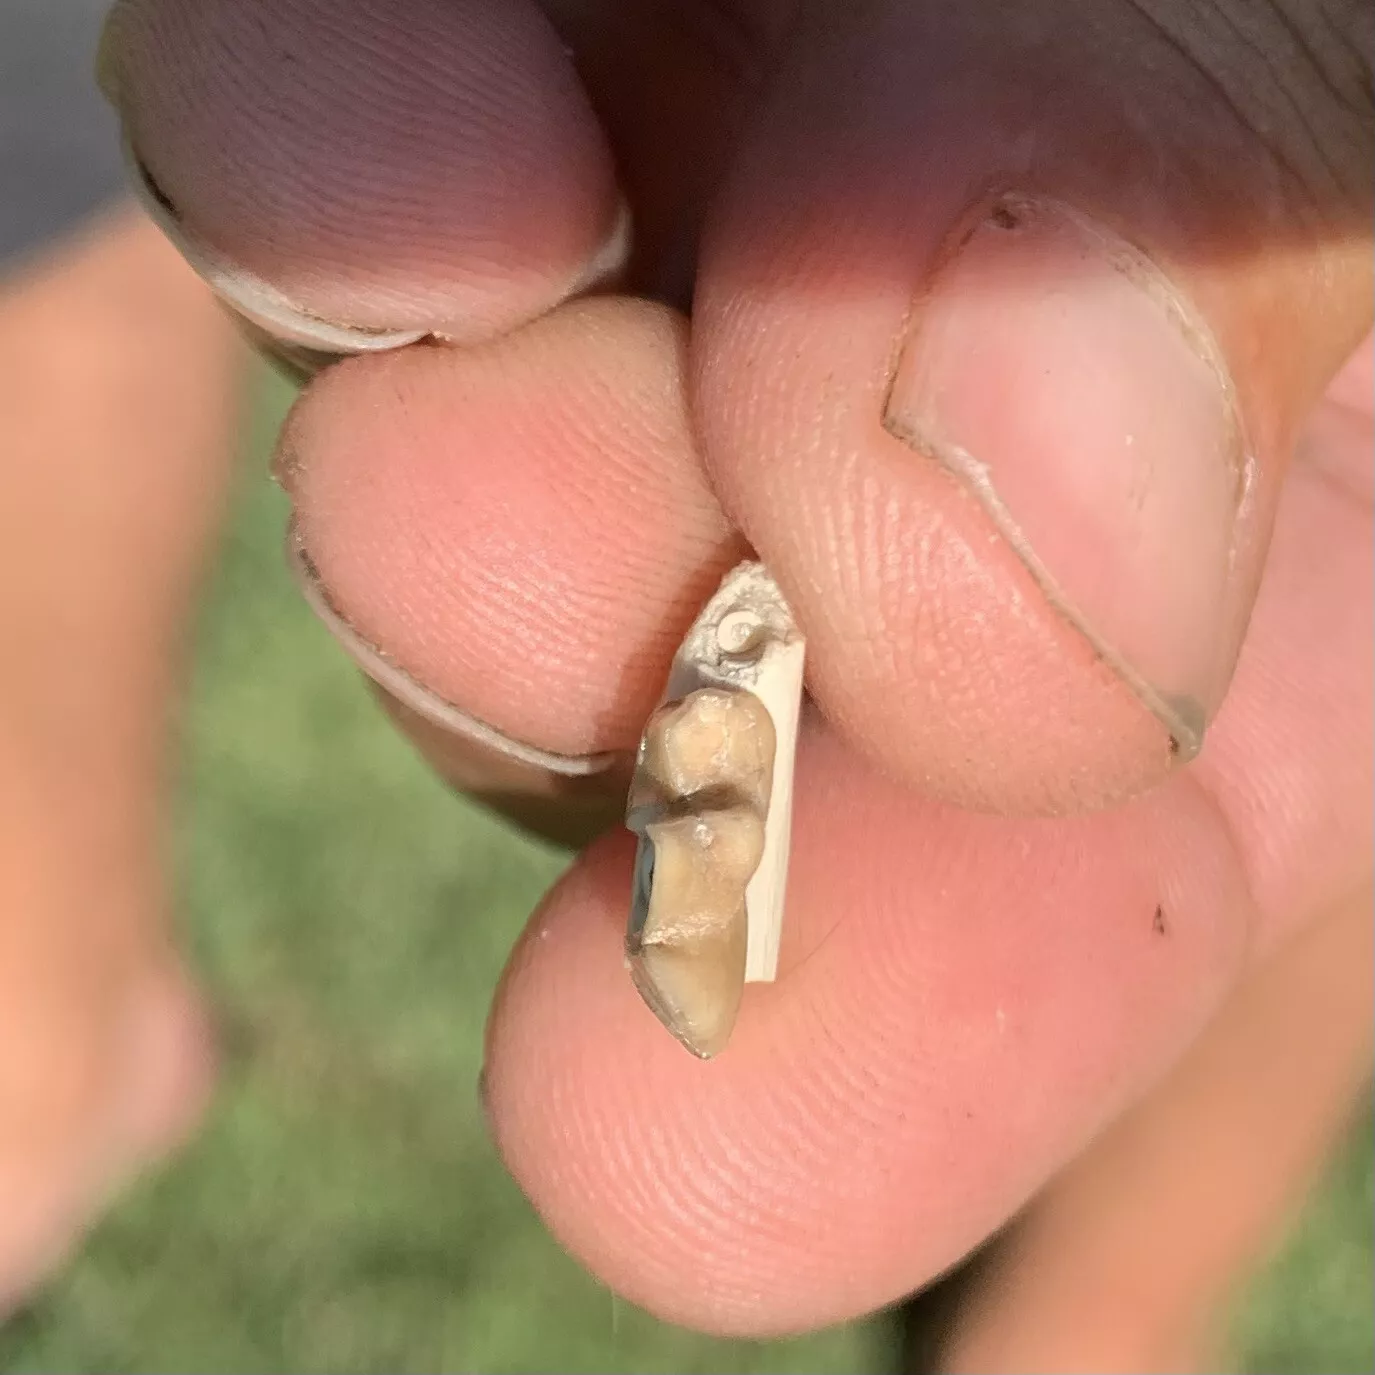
[1187,355,1375,952]
[481,371,1372,1333]
[528,0,784,308]
[941,887,1374,1372]
[692,0,1373,813]
[275,296,744,797]
[0,212,222,1307]
[98,0,627,355]
[485,729,1249,1335]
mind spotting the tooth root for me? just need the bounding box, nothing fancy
[627,808,763,1058]
[628,935,745,1061]
[625,562,805,1058]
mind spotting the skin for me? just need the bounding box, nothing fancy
[938,886,1374,1372]
[0,209,231,1305]
[0,0,1371,1361]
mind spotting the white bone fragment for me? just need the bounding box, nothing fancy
[625,562,805,1057]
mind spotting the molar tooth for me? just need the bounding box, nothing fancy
[625,562,805,1058]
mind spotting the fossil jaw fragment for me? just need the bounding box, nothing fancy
[625,563,805,1058]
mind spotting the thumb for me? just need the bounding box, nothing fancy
[693,0,1373,813]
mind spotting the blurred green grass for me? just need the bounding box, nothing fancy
[1234,1113,1374,1374]
[0,368,1368,1373]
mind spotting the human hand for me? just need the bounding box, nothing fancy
[76,0,1375,1337]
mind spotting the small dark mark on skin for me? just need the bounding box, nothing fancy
[1153,905,1168,936]
[989,202,1021,230]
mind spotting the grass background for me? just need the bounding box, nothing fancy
[0,367,1369,1373]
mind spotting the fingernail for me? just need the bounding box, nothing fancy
[569,196,634,295]
[883,195,1247,759]
[119,133,425,373]
[283,519,616,778]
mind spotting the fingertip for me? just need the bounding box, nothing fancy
[695,190,1185,814]
[278,297,744,758]
[102,0,624,341]
[691,0,1372,815]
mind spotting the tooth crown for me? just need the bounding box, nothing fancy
[625,563,805,1059]
[627,688,776,822]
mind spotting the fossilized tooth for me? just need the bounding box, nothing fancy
[626,562,805,1058]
